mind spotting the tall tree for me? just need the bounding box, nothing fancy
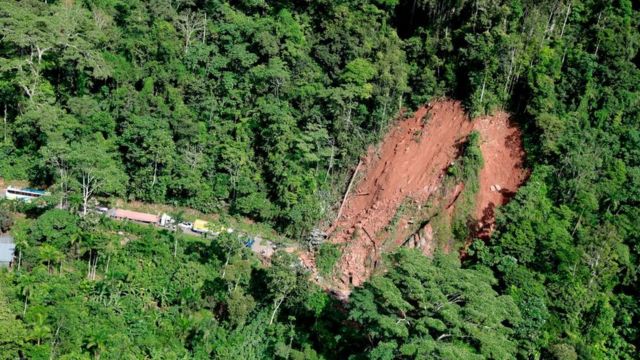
[349,249,521,359]
[68,136,126,216]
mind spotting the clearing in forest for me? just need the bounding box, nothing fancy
[320,100,528,294]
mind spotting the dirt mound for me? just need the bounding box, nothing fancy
[324,100,529,292]
[328,100,473,287]
[473,112,529,238]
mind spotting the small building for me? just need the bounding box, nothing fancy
[0,234,15,267]
[4,186,48,202]
[109,209,159,224]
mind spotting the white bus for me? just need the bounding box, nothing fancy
[4,186,48,202]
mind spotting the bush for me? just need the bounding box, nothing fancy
[0,209,13,233]
[449,131,484,242]
[316,243,342,277]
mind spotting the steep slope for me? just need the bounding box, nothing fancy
[323,100,528,293]
[328,100,472,287]
[473,112,529,238]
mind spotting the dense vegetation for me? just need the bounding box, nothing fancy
[0,0,638,359]
[0,208,332,358]
[447,130,484,241]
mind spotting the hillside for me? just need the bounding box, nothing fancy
[0,0,639,359]
[311,100,528,293]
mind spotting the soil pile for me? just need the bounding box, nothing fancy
[324,100,528,293]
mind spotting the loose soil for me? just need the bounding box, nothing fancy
[323,100,528,294]
[328,100,474,289]
[473,112,529,238]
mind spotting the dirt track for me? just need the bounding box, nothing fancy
[324,100,528,292]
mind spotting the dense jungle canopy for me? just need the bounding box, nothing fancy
[0,0,639,359]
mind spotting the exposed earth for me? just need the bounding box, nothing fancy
[473,111,529,239]
[316,99,529,295]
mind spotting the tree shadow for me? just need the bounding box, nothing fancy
[499,188,517,202]
[472,202,496,240]
[183,241,214,264]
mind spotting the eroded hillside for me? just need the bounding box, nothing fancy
[317,100,528,294]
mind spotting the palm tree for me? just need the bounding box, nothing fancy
[29,313,51,346]
[14,235,28,271]
[84,327,109,360]
[21,281,34,316]
[102,237,117,275]
[38,244,63,273]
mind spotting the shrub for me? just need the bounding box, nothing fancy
[0,209,13,233]
[316,243,342,277]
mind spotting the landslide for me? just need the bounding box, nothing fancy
[324,99,528,293]
[473,111,529,238]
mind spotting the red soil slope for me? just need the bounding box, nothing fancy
[473,112,529,238]
[328,100,473,287]
[325,100,528,292]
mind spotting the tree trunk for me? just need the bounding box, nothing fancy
[335,159,362,223]
[94,257,98,280]
[479,70,487,105]
[3,104,6,144]
[50,325,61,360]
[82,174,89,216]
[202,13,207,44]
[221,255,230,279]
[503,49,516,95]
[560,1,572,39]
[326,143,335,178]
[152,158,158,187]
[543,0,560,40]
[87,251,92,279]
[173,236,178,257]
[58,168,67,209]
[410,0,417,27]
[269,297,284,325]
[472,0,479,32]
[82,195,88,216]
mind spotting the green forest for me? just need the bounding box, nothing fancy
[0,0,639,359]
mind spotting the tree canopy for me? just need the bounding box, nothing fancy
[0,0,639,358]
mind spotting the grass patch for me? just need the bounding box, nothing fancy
[377,198,420,251]
[412,129,423,142]
[430,209,454,247]
[421,112,432,125]
[316,242,342,277]
[446,131,484,242]
[385,198,413,232]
